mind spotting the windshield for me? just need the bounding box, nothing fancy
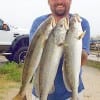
[0,19,4,30]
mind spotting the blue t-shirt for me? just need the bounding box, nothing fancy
[29,14,90,100]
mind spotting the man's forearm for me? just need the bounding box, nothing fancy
[81,50,88,66]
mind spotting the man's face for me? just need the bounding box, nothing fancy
[48,0,72,16]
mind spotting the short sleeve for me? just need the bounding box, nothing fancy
[81,17,90,54]
[29,15,49,43]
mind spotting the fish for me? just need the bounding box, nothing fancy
[62,14,85,100]
[34,17,69,100]
[13,15,56,100]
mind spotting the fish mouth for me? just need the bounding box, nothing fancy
[64,18,69,31]
[51,16,56,27]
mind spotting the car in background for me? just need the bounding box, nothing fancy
[90,39,100,51]
[0,18,29,63]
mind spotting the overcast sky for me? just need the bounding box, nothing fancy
[0,0,99,37]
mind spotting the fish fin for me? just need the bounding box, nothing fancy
[58,42,68,47]
[78,30,86,39]
[49,84,55,94]
[23,95,27,100]
[75,30,86,40]
[43,39,47,48]
[12,94,27,100]
[63,43,68,47]
[30,76,33,83]
[58,43,64,46]
[33,67,40,97]
[62,63,72,92]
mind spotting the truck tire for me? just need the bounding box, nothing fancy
[13,46,28,63]
[5,54,13,62]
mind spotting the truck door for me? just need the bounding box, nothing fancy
[0,30,16,45]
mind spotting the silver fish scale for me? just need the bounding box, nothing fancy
[63,14,84,100]
[37,17,69,100]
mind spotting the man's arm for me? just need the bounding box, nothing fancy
[81,50,88,66]
[81,17,90,66]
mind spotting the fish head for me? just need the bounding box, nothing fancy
[69,14,84,39]
[69,14,82,29]
[44,15,56,38]
[53,17,69,46]
[50,15,56,28]
[38,15,56,31]
[56,17,69,32]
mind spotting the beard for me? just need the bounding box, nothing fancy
[54,8,67,16]
[50,3,70,17]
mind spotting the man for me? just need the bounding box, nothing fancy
[2,24,9,31]
[30,0,90,100]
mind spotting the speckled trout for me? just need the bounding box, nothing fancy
[35,17,69,100]
[13,15,56,100]
[62,14,85,100]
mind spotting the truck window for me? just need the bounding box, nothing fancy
[0,19,3,30]
[2,24,10,31]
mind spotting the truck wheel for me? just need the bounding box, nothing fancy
[13,46,28,63]
[5,54,13,62]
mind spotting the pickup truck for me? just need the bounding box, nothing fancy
[0,19,29,63]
